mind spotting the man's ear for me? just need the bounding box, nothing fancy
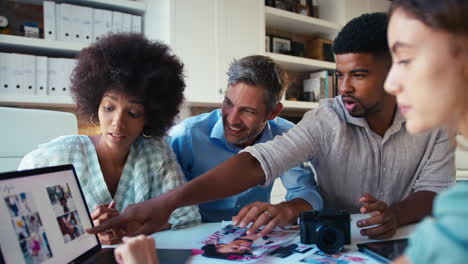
[267,103,283,120]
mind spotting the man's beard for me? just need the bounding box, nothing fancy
[228,128,263,147]
[342,96,377,118]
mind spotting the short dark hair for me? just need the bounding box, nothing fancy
[332,13,390,58]
[390,0,468,36]
[227,55,286,113]
[71,33,185,138]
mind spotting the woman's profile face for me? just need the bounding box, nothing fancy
[97,90,146,152]
[384,8,466,134]
[215,239,252,254]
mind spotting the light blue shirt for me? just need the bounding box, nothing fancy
[169,109,322,222]
[405,182,468,264]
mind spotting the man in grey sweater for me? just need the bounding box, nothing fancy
[88,13,455,240]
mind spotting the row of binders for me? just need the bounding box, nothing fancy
[43,1,142,44]
[0,53,76,98]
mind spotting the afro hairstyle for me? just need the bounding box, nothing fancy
[71,33,185,138]
[332,12,390,58]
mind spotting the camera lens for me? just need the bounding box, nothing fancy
[315,223,345,254]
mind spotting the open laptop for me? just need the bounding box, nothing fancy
[0,164,115,264]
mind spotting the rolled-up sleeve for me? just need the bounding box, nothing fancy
[242,107,331,187]
[413,128,456,194]
[281,164,323,210]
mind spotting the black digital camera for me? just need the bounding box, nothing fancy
[300,209,351,254]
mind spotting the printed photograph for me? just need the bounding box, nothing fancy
[300,254,351,264]
[3,192,53,263]
[26,212,43,234]
[4,193,33,217]
[196,224,299,263]
[46,184,76,216]
[19,232,53,264]
[57,211,85,243]
[12,216,30,240]
[294,245,316,254]
[272,36,291,54]
[301,249,380,264]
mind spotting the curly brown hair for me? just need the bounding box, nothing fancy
[71,33,185,138]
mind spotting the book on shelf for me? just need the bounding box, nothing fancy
[302,70,337,102]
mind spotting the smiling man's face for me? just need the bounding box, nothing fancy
[221,82,270,148]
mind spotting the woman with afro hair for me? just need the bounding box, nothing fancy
[19,33,201,244]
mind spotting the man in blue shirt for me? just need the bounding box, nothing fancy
[169,55,322,222]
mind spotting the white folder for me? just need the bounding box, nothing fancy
[57,4,74,42]
[70,4,81,43]
[55,3,62,41]
[36,56,48,96]
[59,58,77,97]
[122,13,132,33]
[11,54,25,95]
[57,58,67,97]
[112,11,123,33]
[47,57,61,97]
[21,54,36,95]
[1,53,15,94]
[131,15,142,33]
[72,5,93,44]
[81,6,93,44]
[92,8,112,42]
[43,1,56,40]
[0,53,6,95]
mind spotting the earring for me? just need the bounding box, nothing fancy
[141,129,152,138]
[90,113,99,127]
[142,132,152,138]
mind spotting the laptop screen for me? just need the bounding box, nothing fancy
[0,165,100,264]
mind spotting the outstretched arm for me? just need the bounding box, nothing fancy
[87,152,265,235]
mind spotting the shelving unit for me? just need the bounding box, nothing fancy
[267,52,335,72]
[186,97,320,112]
[0,94,75,108]
[282,100,319,111]
[72,0,145,14]
[264,5,340,111]
[0,35,84,56]
[265,6,340,37]
[457,171,468,181]
[0,0,145,109]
